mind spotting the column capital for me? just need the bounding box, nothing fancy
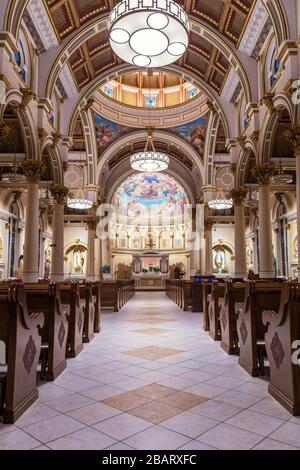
[253,164,275,186]
[21,160,45,183]
[285,125,300,154]
[204,220,213,231]
[87,218,97,231]
[50,186,69,204]
[228,189,247,205]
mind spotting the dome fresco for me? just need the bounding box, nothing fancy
[113,173,189,218]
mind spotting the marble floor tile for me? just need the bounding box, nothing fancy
[67,402,121,425]
[123,425,191,450]
[0,429,41,450]
[47,427,116,450]
[197,423,263,450]
[24,414,85,444]
[93,413,152,440]
[225,409,285,437]
[269,422,300,448]
[161,411,218,438]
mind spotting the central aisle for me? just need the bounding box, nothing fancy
[1,292,298,450]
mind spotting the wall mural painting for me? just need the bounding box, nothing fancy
[93,112,208,159]
[113,173,189,219]
[168,114,208,157]
[94,112,134,157]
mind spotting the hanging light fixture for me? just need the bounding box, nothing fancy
[67,164,93,210]
[243,190,258,209]
[208,188,233,211]
[130,127,169,172]
[108,0,189,68]
[270,160,293,185]
[1,151,26,184]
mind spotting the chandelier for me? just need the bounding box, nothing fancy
[108,0,189,68]
[130,128,169,172]
[67,164,93,210]
[270,160,293,185]
[208,188,233,211]
[1,154,26,184]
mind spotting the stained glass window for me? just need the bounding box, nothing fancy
[103,85,113,98]
[188,87,199,99]
[145,96,157,108]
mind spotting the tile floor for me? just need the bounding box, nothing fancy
[1,292,299,450]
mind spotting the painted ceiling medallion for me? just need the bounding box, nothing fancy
[108,0,189,68]
[130,128,169,172]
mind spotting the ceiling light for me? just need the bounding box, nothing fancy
[270,160,293,185]
[208,189,233,210]
[130,128,169,172]
[108,0,189,68]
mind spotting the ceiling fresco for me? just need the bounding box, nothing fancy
[112,173,189,218]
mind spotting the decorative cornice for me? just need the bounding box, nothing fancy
[238,0,269,57]
[21,161,45,183]
[26,0,59,51]
[20,88,35,110]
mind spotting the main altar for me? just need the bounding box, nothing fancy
[132,252,169,289]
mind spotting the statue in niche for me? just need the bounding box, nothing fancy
[214,249,225,273]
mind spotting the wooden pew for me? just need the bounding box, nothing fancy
[91,282,101,333]
[60,282,84,357]
[100,280,119,311]
[183,280,193,311]
[0,284,44,423]
[208,281,225,341]
[192,283,203,312]
[202,281,213,331]
[79,283,95,343]
[236,281,282,376]
[220,280,245,355]
[24,283,68,381]
[263,282,300,415]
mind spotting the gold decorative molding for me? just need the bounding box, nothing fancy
[0,119,11,142]
[253,164,275,186]
[228,189,247,206]
[50,186,69,204]
[21,160,45,183]
[285,125,300,154]
[20,88,35,110]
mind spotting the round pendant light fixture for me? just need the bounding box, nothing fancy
[108,0,189,68]
[66,164,93,210]
[270,160,293,185]
[208,188,233,211]
[130,128,169,172]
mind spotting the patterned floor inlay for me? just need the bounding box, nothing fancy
[102,384,208,425]
[122,346,185,360]
[2,291,297,451]
[126,318,177,324]
[132,328,172,335]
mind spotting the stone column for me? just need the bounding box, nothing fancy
[254,165,276,278]
[204,222,213,275]
[21,161,45,283]
[86,219,97,281]
[286,126,300,281]
[230,190,247,278]
[50,187,68,282]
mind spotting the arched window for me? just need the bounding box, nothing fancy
[8,201,20,278]
[276,201,288,276]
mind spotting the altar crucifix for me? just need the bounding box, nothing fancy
[147,229,154,250]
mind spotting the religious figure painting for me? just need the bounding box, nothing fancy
[93,112,134,157]
[168,114,208,158]
[113,173,189,219]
